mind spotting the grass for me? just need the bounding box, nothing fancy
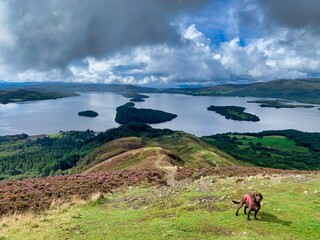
[231,135,308,153]
[146,131,241,167]
[48,133,62,139]
[1,173,320,239]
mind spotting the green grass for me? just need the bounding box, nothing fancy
[1,173,320,239]
[48,133,62,139]
[146,131,240,167]
[231,135,308,153]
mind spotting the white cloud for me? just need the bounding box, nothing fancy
[2,1,320,85]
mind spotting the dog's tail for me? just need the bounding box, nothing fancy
[232,200,240,204]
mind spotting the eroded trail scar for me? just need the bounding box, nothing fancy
[155,148,177,186]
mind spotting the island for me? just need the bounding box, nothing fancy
[0,89,78,104]
[121,93,149,99]
[247,99,314,109]
[115,102,177,124]
[130,98,145,102]
[207,105,260,122]
[78,110,99,118]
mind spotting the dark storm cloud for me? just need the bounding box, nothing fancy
[256,0,320,29]
[0,0,209,71]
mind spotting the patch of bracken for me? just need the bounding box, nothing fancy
[0,169,165,216]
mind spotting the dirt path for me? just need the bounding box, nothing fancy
[154,148,177,186]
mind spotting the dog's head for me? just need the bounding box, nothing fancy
[252,192,263,202]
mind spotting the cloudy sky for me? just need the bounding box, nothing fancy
[0,0,320,87]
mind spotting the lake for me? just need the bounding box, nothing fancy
[0,92,319,136]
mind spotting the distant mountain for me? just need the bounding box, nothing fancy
[0,89,78,104]
[169,79,320,104]
[4,78,320,104]
[28,82,157,93]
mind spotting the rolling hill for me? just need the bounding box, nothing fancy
[165,78,320,104]
[83,147,182,173]
[3,78,320,104]
[75,132,239,175]
[19,78,320,104]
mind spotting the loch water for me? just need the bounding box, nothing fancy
[0,92,319,136]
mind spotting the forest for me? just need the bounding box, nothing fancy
[0,123,173,180]
[1,125,320,181]
[207,105,260,122]
[202,129,320,170]
[115,102,177,124]
[78,110,99,117]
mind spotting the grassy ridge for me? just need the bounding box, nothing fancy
[145,131,241,167]
[1,169,319,239]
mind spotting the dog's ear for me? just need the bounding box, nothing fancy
[251,192,258,201]
[259,193,263,201]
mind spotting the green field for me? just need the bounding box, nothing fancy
[1,172,319,239]
[230,135,308,153]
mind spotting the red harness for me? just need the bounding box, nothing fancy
[244,194,260,210]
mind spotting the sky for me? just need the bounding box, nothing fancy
[0,0,320,87]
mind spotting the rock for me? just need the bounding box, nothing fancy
[303,190,309,195]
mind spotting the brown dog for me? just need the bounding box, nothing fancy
[232,192,263,220]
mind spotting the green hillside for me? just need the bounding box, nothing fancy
[171,79,320,104]
[76,132,238,174]
[202,130,320,170]
[1,124,320,181]
[0,123,236,181]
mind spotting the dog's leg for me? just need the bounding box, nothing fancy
[236,201,245,216]
[247,206,252,221]
[254,208,260,220]
[244,206,248,214]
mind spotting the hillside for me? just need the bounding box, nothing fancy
[202,130,320,170]
[0,123,237,181]
[1,167,319,239]
[0,89,78,104]
[83,147,182,173]
[168,79,320,104]
[75,137,145,172]
[2,124,320,181]
[76,132,239,174]
[23,78,320,104]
